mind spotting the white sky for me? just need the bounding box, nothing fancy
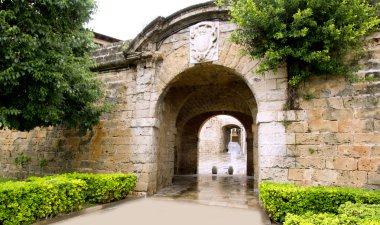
[88,0,212,40]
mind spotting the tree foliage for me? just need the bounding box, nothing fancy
[0,0,108,132]
[217,0,380,87]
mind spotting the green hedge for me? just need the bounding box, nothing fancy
[0,178,86,225]
[63,173,137,203]
[259,182,380,222]
[29,173,137,203]
[0,178,15,183]
[1,173,137,225]
[284,203,380,225]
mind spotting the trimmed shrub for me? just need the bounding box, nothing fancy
[29,173,138,203]
[284,212,380,225]
[0,178,86,225]
[259,182,380,222]
[338,202,380,221]
[64,173,137,203]
[0,173,137,224]
[0,178,15,183]
[284,203,380,225]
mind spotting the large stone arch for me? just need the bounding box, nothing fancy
[120,2,289,194]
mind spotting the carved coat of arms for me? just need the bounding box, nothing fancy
[190,22,219,63]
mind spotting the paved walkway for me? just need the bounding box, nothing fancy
[46,175,271,225]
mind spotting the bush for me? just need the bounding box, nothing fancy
[0,178,86,225]
[0,178,15,183]
[284,203,380,225]
[63,173,137,203]
[259,182,380,222]
[0,173,137,224]
[338,202,380,221]
[28,173,138,203]
[284,212,380,225]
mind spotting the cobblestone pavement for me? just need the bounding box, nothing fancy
[47,175,271,225]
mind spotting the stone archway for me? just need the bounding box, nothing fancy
[95,3,288,194]
[154,63,258,191]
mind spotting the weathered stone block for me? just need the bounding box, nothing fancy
[328,157,358,170]
[296,145,321,157]
[358,158,380,172]
[309,120,338,132]
[259,122,285,134]
[256,111,277,123]
[354,133,380,145]
[260,157,283,168]
[322,108,354,120]
[259,100,287,111]
[327,97,344,109]
[375,119,380,132]
[278,110,297,121]
[337,171,368,186]
[260,168,289,182]
[277,78,288,89]
[368,172,380,185]
[313,99,329,108]
[267,89,287,101]
[288,168,305,181]
[338,145,371,158]
[260,145,287,156]
[307,109,323,120]
[286,122,309,133]
[296,157,325,169]
[286,133,296,145]
[266,79,277,90]
[354,108,380,120]
[258,133,286,145]
[296,133,321,145]
[371,146,380,157]
[338,119,373,133]
[131,118,160,128]
[322,133,353,145]
[312,169,338,182]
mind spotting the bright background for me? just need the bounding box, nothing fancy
[88,0,211,40]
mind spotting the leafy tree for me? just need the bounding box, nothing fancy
[0,0,108,131]
[217,0,380,108]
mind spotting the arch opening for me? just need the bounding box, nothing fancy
[155,64,258,192]
[198,115,247,175]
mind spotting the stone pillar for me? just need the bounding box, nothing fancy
[257,118,291,183]
[246,135,254,176]
[131,60,159,195]
[131,118,159,194]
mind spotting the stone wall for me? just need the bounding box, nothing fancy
[0,67,142,182]
[256,32,380,189]
[287,76,380,188]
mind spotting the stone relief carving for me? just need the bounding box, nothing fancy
[190,21,219,63]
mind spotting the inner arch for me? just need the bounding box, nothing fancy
[198,115,247,175]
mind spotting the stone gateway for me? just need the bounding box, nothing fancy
[0,2,379,194]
